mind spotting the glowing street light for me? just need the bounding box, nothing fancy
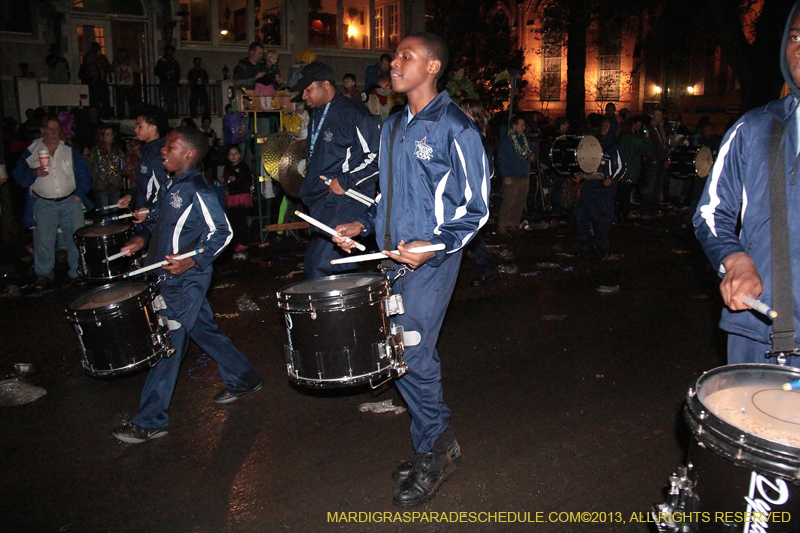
[654,85,662,94]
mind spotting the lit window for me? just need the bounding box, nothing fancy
[219,0,247,44]
[180,0,211,43]
[343,0,370,50]
[309,0,338,48]
[256,0,282,45]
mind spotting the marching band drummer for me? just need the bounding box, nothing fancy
[290,61,380,279]
[112,127,262,444]
[333,32,489,507]
[117,105,169,223]
[694,0,800,367]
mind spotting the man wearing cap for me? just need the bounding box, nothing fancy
[292,61,380,278]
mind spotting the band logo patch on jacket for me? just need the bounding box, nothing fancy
[323,129,333,142]
[415,137,433,161]
[140,163,149,175]
[170,191,183,209]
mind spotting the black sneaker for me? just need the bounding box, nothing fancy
[113,422,168,444]
[393,438,462,484]
[471,271,499,287]
[213,381,263,405]
[393,447,457,508]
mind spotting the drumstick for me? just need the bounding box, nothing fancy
[293,211,366,251]
[97,203,121,212]
[782,380,800,391]
[330,244,446,264]
[345,190,374,206]
[102,250,131,263]
[122,248,204,278]
[102,209,148,223]
[742,296,778,319]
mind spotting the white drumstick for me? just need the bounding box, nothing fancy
[103,250,132,263]
[97,203,121,212]
[294,211,366,252]
[330,244,446,264]
[102,209,148,223]
[345,189,374,206]
[122,248,204,278]
[742,296,778,319]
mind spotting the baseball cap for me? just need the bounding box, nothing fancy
[290,62,336,95]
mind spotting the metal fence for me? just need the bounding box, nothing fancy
[109,83,223,118]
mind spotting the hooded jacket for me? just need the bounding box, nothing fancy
[694,0,800,346]
[134,137,168,210]
[356,91,489,267]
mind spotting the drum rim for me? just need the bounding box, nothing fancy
[66,281,152,314]
[686,363,800,481]
[277,273,388,300]
[74,221,133,239]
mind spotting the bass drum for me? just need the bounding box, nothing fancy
[277,274,406,388]
[74,221,138,282]
[65,282,174,377]
[669,146,714,180]
[549,135,603,176]
[653,364,800,532]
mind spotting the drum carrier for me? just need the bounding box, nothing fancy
[277,273,408,388]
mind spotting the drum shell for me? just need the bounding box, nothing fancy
[681,436,800,532]
[549,135,582,176]
[277,274,394,388]
[73,221,137,281]
[669,146,701,179]
[65,282,171,377]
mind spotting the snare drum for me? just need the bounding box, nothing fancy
[653,364,800,532]
[549,135,603,176]
[669,146,714,179]
[277,274,407,388]
[74,221,138,281]
[65,282,174,377]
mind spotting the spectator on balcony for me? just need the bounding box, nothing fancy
[45,44,70,84]
[187,57,209,118]
[112,47,141,119]
[363,53,391,94]
[155,46,180,118]
[79,42,112,119]
[233,42,267,91]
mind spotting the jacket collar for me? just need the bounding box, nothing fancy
[408,91,452,123]
[170,167,202,185]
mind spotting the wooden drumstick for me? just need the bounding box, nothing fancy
[103,250,132,263]
[330,244,446,264]
[122,248,204,278]
[742,296,778,319]
[294,211,366,251]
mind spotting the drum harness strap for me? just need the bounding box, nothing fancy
[767,118,798,364]
[381,115,409,285]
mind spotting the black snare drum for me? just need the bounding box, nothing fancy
[65,282,174,377]
[654,364,800,532]
[549,135,603,176]
[669,146,714,180]
[74,221,138,281]
[277,274,406,388]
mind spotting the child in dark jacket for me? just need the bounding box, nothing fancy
[222,145,253,255]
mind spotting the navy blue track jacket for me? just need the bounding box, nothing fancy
[134,138,168,210]
[135,167,232,274]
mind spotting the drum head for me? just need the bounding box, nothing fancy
[68,282,150,311]
[280,274,383,298]
[697,365,800,448]
[577,136,603,174]
[75,221,132,238]
[695,146,714,178]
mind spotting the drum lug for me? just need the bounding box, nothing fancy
[383,294,405,316]
[652,465,698,532]
[152,295,167,312]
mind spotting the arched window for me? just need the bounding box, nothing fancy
[540,2,566,101]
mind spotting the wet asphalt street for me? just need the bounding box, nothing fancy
[0,211,728,532]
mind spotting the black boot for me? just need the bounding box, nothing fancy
[392,429,461,507]
[392,434,462,483]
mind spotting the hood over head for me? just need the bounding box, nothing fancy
[780,1,800,99]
